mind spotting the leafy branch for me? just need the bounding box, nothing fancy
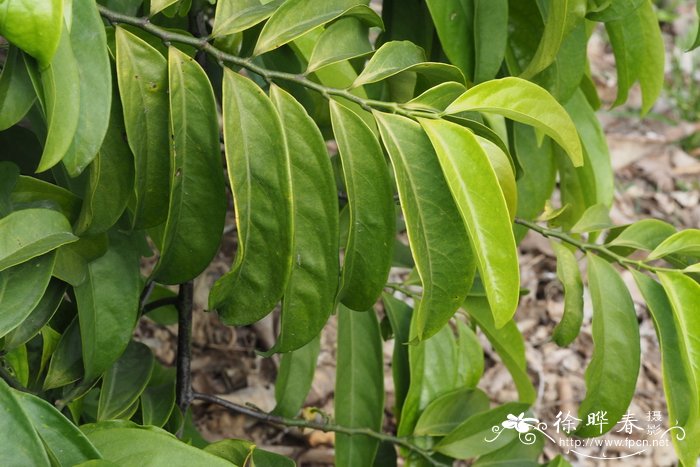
[97,6,437,120]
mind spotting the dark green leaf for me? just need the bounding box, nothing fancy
[0,46,36,130]
[382,293,412,420]
[44,318,83,390]
[98,341,154,420]
[141,366,176,427]
[0,379,50,466]
[272,335,320,418]
[12,176,81,223]
[414,387,490,436]
[3,279,66,350]
[473,0,508,83]
[53,234,109,286]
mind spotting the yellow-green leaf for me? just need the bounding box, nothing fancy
[0,0,63,66]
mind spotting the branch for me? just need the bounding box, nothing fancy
[515,217,676,273]
[142,296,180,314]
[176,282,194,416]
[192,392,439,466]
[97,6,438,120]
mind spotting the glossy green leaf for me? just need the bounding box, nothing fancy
[0,46,37,131]
[414,387,490,436]
[115,27,170,229]
[425,0,474,80]
[335,305,384,467]
[445,77,583,167]
[75,88,134,236]
[421,118,519,328]
[53,234,109,286]
[0,208,77,272]
[0,252,55,338]
[14,390,102,465]
[255,1,382,55]
[272,335,320,418]
[12,176,81,223]
[81,421,233,467]
[576,254,640,437]
[152,47,226,285]
[150,0,179,15]
[520,0,586,79]
[307,18,373,72]
[353,41,465,87]
[375,112,474,340]
[605,0,664,113]
[332,102,394,311]
[587,0,644,22]
[472,0,508,83]
[212,0,283,37]
[98,341,154,420]
[382,293,412,420]
[44,318,83,389]
[477,135,517,220]
[550,241,583,347]
[465,297,536,403]
[607,219,675,251]
[435,402,530,459]
[62,0,112,176]
[0,379,51,466]
[0,0,63,65]
[209,70,293,325]
[3,279,65,350]
[648,229,700,261]
[570,204,613,233]
[37,23,81,173]
[265,85,338,352]
[141,365,176,428]
[74,233,141,380]
[404,82,467,112]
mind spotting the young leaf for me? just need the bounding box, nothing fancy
[414,387,490,436]
[605,0,664,113]
[152,47,227,285]
[74,233,141,380]
[375,112,474,339]
[0,0,62,65]
[0,252,55,338]
[0,208,77,272]
[335,305,384,467]
[37,24,81,173]
[421,118,519,328]
[444,77,583,167]
[576,254,640,437]
[648,229,700,261]
[607,219,676,251]
[255,0,382,55]
[0,379,51,466]
[115,27,170,229]
[550,241,583,346]
[98,341,155,421]
[265,85,339,353]
[212,0,283,37]
[331,102,394,311]
[272,335,320,418]
[62,0,112,176]
[209,70,293,325]
[3,279,66,350]
[0,46,36,131]
[307,18,373,72]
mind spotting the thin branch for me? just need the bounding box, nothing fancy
[176,282,194,417]
[97,6,439,121]
[192,392,439,465]
[142,296,180,314]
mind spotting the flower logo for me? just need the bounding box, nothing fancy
[502,412,539,433]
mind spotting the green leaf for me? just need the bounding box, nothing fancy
[421,118,519,328]
[115,27,170,229]
[205,438,294,467]
[353,41,465,88]
[656,271,700,464]
[550,241,583,346]
[255,1,382,55]
[0,208,77,272]
[570,204,613,233]
[576,254,640,437]
[335,305,384,467]
[62,0,112,176]
[607,219,676,251]
[264,85,339,352]
[473,433,543,466]
[472,0,508,83]
[375,112,474,340]
[141,366,176,427]
[11,176,81,223]
[435,402,530,459]
[75,88,135,236]
[0,0,63,65]
[464,297,536,403]
[513,126,556,229]
[44,318,83,389]
[520,0,586,79]
[0,252,55,338]
[414,387,490,436]
[152,47,226,285]
[331,102,394,311]
[98,341,154,420]
[150,0,179,15]
[587,0,644,22]
[53,234,109,286]
[605,0,664,113]
[0,46,37,131]
[13,390,102,465]
[37,23,81,172]
[271,335,320,418]
[212,0,283,37]
[74,233,141,380]
[404,81,467,112]
[648,229,700,261]
[456,320,484,388]
[209,70,293,325]
[307,18,373,72]
[81,421,233,467]
[382,293,412,420]
[4,344,29,386]
[691,1,700,51]
[3,279,66,350]
[476,135,517,220]
[444,77,583,167]
[0,379,51,466]
[0,162,19,216]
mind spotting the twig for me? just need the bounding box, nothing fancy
[142,296,180,314]
[176,282,194,417]
[192,392,439,465]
